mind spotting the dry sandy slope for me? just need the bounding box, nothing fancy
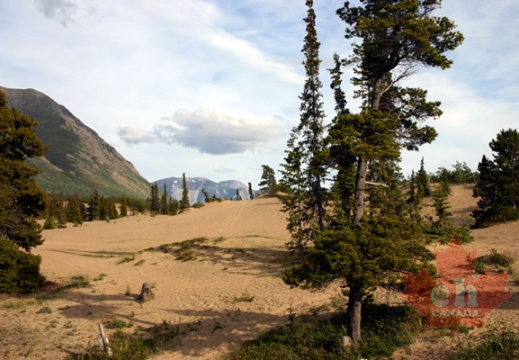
[1,186,518,360]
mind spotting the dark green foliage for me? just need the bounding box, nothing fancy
[422,222,473,244]
[430,161,478,184]
[45,194,67,228]
[0,238,45,293]
[0,91,48,252]
[66,194,83,225]
[281,0,462,344]
[160,183,168,215]
[227,304,422,360]
[248,182,254,199]
[168,197,179,215]
[120,196,128,217]
[88,189,101,221]
[181,173,190,210]
[432,174,451,225]
[473,129,519,227]
[279,0,328,251]
[150,183,160,215]
[474,248,513,275]
[456,324,519,360]
[0,90,47,292]
[416,158,431,200]
[79,323,181,360]
[258,165,278,197]
[235,189,242,201]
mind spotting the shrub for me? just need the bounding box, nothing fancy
[0,238,45,294]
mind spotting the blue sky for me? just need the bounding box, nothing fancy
[1,0,518,187]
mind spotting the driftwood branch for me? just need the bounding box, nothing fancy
[98,323,112,357]
[365,181,389,187]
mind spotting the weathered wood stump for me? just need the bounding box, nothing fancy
[137,282,154,302]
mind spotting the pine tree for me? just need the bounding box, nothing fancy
[65,194,83,225]
[285,0,463,343]
[88,189,101,221]
[416,158,431,200]
[119,196,128,217]
[279,0,328,251]
[168,197,179,215]
[258,165,278,197]
[235,189,242,201]
[0,90,47,292]
[181,173,190,210]
[161,183,168,215]
[150,183,160,214]
[248,182,254,200]
[472,129,519,227]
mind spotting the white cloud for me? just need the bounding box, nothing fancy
[119,108,284,155]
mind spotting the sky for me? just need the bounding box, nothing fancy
[1,0,518,187]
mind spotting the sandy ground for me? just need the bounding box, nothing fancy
[1,186,518,359]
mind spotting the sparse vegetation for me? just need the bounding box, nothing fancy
[228,304,423,360]
[455,323,519,360]
[78,321,182,360]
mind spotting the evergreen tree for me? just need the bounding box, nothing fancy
[168,197,179,215]
[472,129,519,227]
[408,170,416,205]
[150,183,160,214]
[65,194,83,225]
[279,0,328,252]
[45,194,67,228]
[236,189,242,201]
[106,197,118,220]
[416,157,431,200]
[181,173,190,210]
[285,0,463,343]
[119,196,128,217]
[432,169,451,225]
[248,182,254,200]
[88,189,101,221]
[0,90,47,292]
[161,183,168,215]
[258,165,278,197]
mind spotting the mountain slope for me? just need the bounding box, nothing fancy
[1,87,150,198]
[155,177,250,204]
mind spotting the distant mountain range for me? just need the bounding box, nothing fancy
[1,86,150,199]
[1,86,255,201]
[155,177,251,204]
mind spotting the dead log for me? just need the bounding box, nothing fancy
[137,282,154,302]
[98,323,113,357]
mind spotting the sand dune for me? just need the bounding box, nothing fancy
[1,186,518,359]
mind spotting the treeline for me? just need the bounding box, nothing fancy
[43,191,146,229]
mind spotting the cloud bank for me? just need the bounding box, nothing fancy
[118,108,283,155]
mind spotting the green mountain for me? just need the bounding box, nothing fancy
[1,86,150,199]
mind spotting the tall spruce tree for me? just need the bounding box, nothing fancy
[258,165,278,197]
[120,196,128,217]
[284,0,463,343]
[150,183,160,214]
[0,90,47,292]
[161,183,168,215]
[181,173,190,210]
[248,182,254,200]
[472,129,519,227]
[88,189,101,221]
[279,0,328,250]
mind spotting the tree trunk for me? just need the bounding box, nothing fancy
[346,285,363,343]
[352,158,368,225]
